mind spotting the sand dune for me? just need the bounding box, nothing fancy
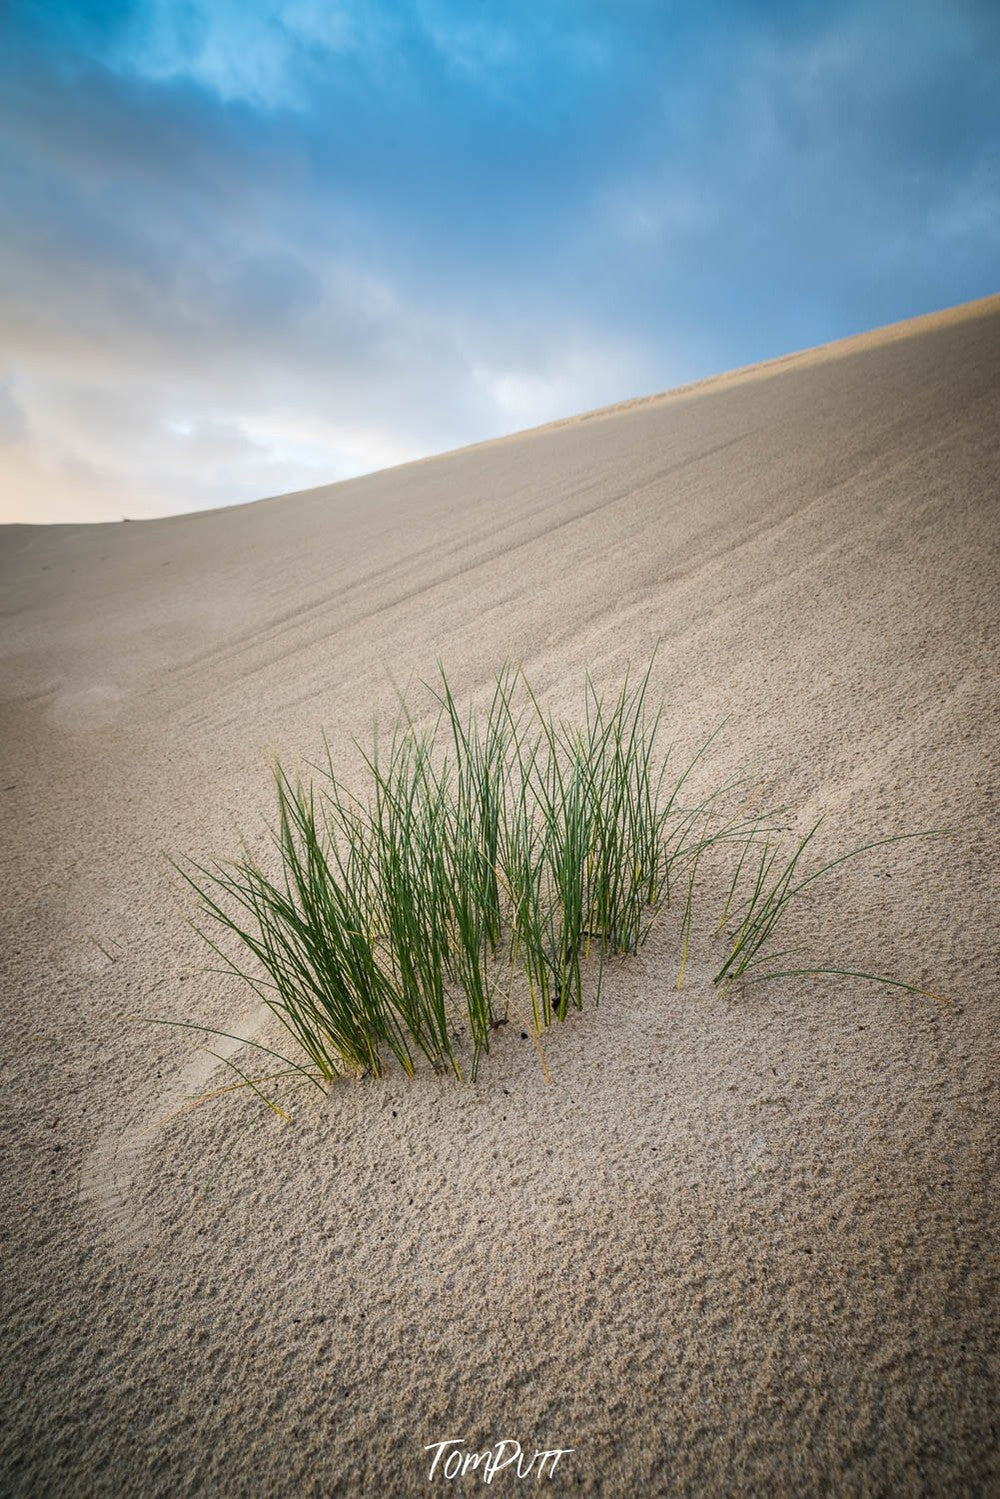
[2,296,999,1495]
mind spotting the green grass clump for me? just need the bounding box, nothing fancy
[172,662,946,1109]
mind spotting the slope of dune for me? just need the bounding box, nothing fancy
[1,297,999,1496]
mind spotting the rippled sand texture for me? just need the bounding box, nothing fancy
[2,295,998,1495]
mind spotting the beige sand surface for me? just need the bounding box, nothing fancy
[2,297,999,1496]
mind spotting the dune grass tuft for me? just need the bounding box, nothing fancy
[171,662,947,1111]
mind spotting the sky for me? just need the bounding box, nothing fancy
[1,1,998,524]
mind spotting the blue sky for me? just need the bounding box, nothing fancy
[1,1,997,523]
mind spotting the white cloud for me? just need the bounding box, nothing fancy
[109,0,375,109]
[472,338,655,432]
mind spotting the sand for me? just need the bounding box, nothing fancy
[1,296,999,1496]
